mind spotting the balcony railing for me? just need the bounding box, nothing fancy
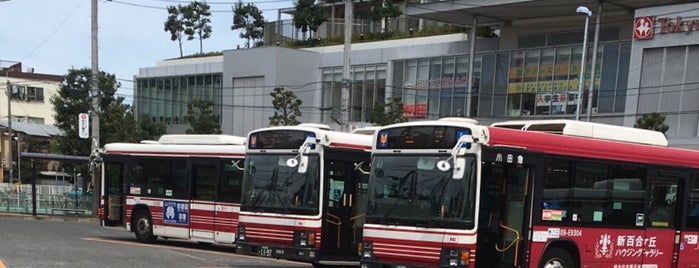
[264,17,435,45]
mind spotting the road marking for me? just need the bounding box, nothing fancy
[0,259,6,268]
[81,237,305,265]
[82,237,238,257]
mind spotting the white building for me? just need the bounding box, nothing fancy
[134,0,699,149]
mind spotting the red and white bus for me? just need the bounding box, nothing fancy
[235,123,372,267]
[360,118,699,268]
[99,134,246,245]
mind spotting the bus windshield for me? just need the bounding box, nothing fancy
[366,154,477,229]
[241,154,320,215]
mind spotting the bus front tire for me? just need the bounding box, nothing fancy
[539,247,575,268]
[134,210,157,243]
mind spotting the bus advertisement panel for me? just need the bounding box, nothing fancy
[99,135,246,245]
[360,118,699,268]
[235,124,372,267]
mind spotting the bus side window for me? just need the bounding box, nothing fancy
[688,188,699,229]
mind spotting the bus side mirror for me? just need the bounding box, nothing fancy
[452,158,466,179]
[298,155,309,173]
[437,160,451,172]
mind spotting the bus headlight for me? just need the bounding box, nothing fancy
[440,248,470,267]
[361,241,373,259]
[295,231,316,247]
[238,226,246,241]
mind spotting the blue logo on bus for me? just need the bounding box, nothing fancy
[456,129,472,148]
[377,131,389,149]
[163,200,189,225]
[305,133,316,149]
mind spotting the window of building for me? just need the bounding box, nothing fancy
[11,86,44,102]
[392,41,630,120]
[320,64,386,124]
[135,74,222,126]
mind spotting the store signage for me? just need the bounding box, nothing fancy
[634,16,654,40]
[634,16,699,40]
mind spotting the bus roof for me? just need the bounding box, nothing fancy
[490,119,668,147]
[487,126,699,169]
[248,124,373,151]
[157,134,246,145]
[352,126,381,135]
[103,135,246,157]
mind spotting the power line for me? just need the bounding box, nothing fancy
[21,0,86,62]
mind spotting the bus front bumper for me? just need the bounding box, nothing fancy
[236,242,319,263]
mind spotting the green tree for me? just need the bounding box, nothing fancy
[634,112,669,134]
[269,87,302,126]
[164,4,187,57]
[185,100,221,134]
[293,0,326,40]
[368,97,406,126]
[101,98,140,144]
[183,1,212,54]
[139,114,167,141]
[51,68,138,157]
[232,1,265,48]
[368,0,402,33]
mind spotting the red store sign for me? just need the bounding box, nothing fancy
[634,15,699,40]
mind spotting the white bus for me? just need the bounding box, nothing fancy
[360,118,699,268]
[235,123,372,267]
[99,134,246,245]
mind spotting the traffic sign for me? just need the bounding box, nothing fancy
[78,113,89,139]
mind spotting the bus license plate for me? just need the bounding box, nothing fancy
[258,246,272,257]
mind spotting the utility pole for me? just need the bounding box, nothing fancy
[340,0,352,131]
[90,0,100,214]
[6,79,13,183]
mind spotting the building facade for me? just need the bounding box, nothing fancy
[0,62,64,182]
[134,1,699,148]
[134,56,223,134]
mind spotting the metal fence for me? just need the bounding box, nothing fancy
[263,17,424,45]
[0,183,93,215]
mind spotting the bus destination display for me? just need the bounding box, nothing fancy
[376,126,471,149]
[249,130,315,149]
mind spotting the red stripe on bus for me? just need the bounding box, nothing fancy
[328,142,372,150]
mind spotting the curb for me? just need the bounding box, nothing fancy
[0,212,98,223]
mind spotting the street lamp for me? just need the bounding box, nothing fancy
[575,6,592,121]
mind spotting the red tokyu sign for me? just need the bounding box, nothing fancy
[634,15,699,40]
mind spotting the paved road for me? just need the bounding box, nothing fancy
[0,215,311,268]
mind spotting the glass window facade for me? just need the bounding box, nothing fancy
[135,74,222,125]
[320,64,386,123]
[392,42,630,119]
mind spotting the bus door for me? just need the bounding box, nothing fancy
[322,159,359,260]
[645,167,684,266]
[190,159,218,241]
[477,158,532,268]
[680,171,699,266]
[213,159,244,244]
[102,161,125,226]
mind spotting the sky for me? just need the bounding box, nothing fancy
[0,0,292,103]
